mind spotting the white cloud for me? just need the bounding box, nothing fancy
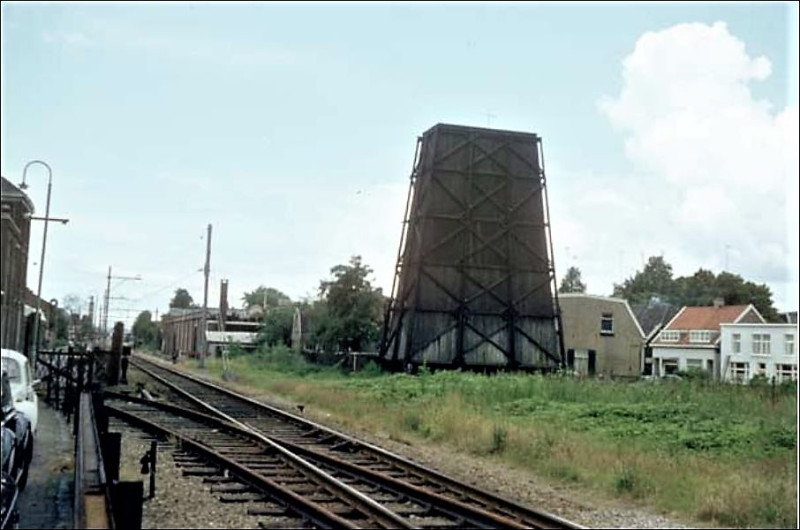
[593,21,798,309]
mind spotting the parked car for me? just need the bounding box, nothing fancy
[0,350,38,434]
[0,373,32,491]
[1,470,19,529]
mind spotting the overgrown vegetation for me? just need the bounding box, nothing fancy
[189,347,796,528]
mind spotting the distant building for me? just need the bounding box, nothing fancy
[160,307,261,358]
[559,294,645,379]
[630,298,681,376]
[160,280,261,358]
[779,311,797,324]
[650,300,764,379]
[719,322,797,383]
[1,176,34,353]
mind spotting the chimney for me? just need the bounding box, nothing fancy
[713,297,725,308]
[219,279,229,330]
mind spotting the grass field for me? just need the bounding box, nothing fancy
[182,346,797,528]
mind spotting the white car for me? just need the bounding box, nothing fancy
[0,350,38,435]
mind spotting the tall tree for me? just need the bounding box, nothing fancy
[613,255,676,305]
[559,266,587,294]
[242,286,292,311]
[132,311,161,349]
[169,288,195,309]
[613,256,780,321]
[312,256,384,352]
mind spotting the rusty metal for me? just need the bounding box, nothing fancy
[381,123,564,371]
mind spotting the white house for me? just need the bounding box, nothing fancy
[719,323,797,383]
[650,301,764,379]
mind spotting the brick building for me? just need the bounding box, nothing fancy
[1,176,34,352]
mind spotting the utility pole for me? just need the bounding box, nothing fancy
[103,266,111,339]
[200,224,212,368]
[103,266,141,347]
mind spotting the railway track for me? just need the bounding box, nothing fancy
[124,355,582,529]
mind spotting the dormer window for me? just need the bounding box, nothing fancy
[689,330,712,343]
[660,330,680,342]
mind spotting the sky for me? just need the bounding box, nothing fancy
[1,1,798,331]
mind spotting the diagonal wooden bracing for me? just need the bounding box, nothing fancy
[381,124,563,371]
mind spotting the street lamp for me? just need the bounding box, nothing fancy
[19,160,54,365]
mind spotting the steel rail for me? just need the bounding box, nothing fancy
[104,400,365,529]
[106,392,536,529]
[105,391,413,529]
[130,355,583,529]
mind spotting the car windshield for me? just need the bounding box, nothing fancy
[0,358,21,384]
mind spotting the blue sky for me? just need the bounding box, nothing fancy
[1,2,797,329]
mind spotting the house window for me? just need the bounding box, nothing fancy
[756,363,767,376]
[730,362,750,382]
[663,359,679,375]
[732,333,741,354]
[785,334,795,355]
[600,313,614,336]
[752,334,771,355]
[686,359,703,371]
[660,330,680,342]
[689,330,712,343]
[776,364,797,382]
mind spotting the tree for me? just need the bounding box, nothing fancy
[613,255,677,305]
[169,288,195,309]
[132,311,161,349]
[62,294,83,316]
[311,256,384,352]
[242,286,291,311]
[256,305,296,347]
[713,272,780,322]
[559,266,587,294]
[613,256,780,321]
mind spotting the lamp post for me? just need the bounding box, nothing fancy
[19,160,53,365]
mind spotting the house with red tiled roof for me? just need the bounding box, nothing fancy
[650,299,765,379]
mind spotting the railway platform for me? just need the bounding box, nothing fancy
[16,399,74,529]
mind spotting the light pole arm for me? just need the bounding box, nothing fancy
[20,160,54,364]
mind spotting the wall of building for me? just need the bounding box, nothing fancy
[1,191,32,352]
[651,346,718,377]
[559,295,644,379]
[160,309,208,358]
[719,323,797,383]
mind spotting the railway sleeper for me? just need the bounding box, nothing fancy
[182,468,222,477]
[202,476,237,484]
[329,440,356,452]
[218,493,267,503]
[247,505,291,517]
[210,483,255,494]
[258,518,314,530]
[272,477,311,486]
[390,503,434,517]
[366,492,406,503]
